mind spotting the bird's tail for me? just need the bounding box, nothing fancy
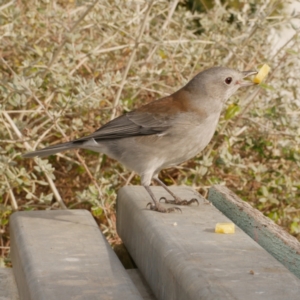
[23,141,76,158]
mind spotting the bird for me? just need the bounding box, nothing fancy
[23,66,257,213]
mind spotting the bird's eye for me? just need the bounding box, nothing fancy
[225,77,232,85]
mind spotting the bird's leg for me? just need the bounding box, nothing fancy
[144,185,181,213]
[154,178,199,206]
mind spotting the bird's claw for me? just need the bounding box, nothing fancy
[159,196,199,206]
[146,202,181,213]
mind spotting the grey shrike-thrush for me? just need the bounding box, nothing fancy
[23,67,257,213]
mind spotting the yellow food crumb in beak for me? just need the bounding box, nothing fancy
[215,223,235,234]
[253,64,270,84]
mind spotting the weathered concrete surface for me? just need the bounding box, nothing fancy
[208,185,300,279]
[0,267,19,300]
[127,269,156,300]
[10,210,143,300]
[117,185,300,300]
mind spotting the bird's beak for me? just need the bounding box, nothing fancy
[239,70,258,87]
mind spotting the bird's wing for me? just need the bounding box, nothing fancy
[72,92,203,144]
[72,109,174,144]
[23,99,178,158]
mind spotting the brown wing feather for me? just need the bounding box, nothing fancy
[73,90,207,144]
[72,96,176,144]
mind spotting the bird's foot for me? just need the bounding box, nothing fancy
[146,202,181,213]
[159,196,199,206]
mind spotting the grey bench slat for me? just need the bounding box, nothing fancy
[10,210,143,300]
[0,267,19,300]
[126,269,156,300]
[208,185,300,279]
[116,186,300,300]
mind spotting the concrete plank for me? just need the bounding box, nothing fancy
[117,186,300,300]
[10,210,143,300]
[208,185,300,279]
[0,267,19,300]
[126,269,156,300]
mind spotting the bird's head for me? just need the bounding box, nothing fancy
[185,67,257,105]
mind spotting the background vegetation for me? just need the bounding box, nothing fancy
[1,0,300,265]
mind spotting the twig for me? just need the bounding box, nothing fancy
[69,38,214,71]
[41,0,99,78]
[4,176,18,211]
[223,0,276,65]
[245,117,299,137]
[145,0,179,63]
[110,0,155,120]
[125,171,136,186]
[73,151,110,222]
[2,111,67,209]
[0,0,15,12]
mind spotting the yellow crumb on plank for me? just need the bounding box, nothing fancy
[215,223,235,234]
[253,64,270,84]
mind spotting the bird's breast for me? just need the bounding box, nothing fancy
[99,111,221,176]
[156,111,221,168]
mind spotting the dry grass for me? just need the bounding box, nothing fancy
[1,0,300,264]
